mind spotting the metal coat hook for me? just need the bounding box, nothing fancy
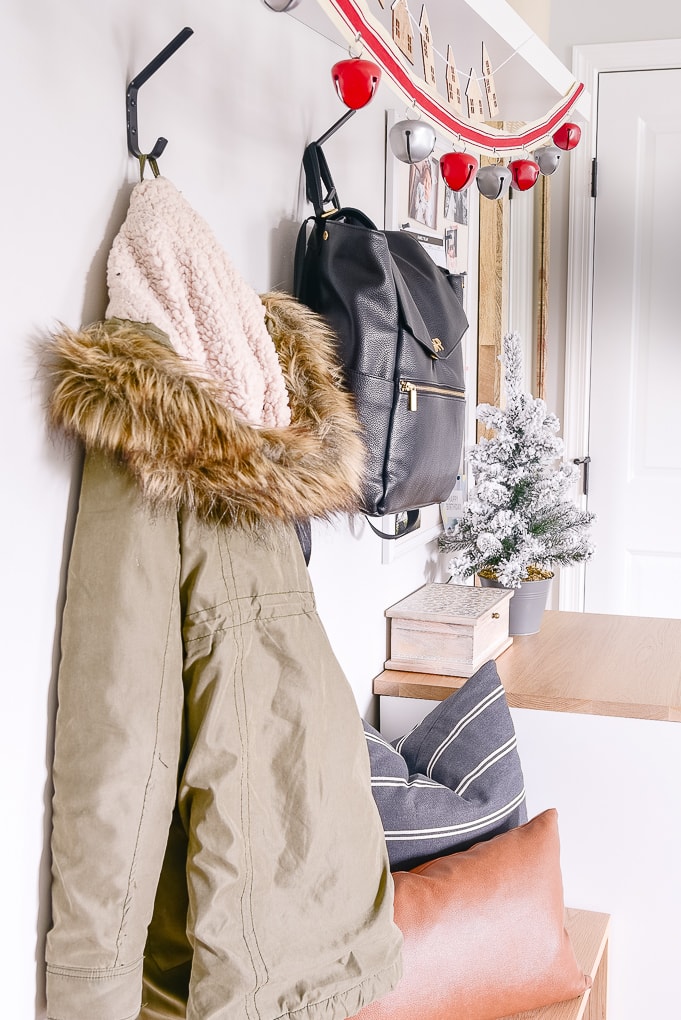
[126,26,194,167]
[315,109,357,147]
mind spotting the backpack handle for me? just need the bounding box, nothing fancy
[302,142,341,217]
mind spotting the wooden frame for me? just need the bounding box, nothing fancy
[477,155,510,428]
[476,127,549,432]
[535,174,550,400]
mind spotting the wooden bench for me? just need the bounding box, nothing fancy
[504,908,610,1019]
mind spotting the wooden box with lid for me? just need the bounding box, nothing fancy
[385,582,514,678]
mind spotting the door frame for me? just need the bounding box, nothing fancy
[561,37,681,611]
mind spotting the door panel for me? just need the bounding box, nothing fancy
[585,67,681,616]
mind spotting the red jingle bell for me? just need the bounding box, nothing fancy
[509,158,540,191]
[331,58,381,110]
[552,122,581,150]
[440,151,479,191]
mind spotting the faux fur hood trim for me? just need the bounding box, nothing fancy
[44,292,366,527]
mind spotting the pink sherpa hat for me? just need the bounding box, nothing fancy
[106,177,291,429]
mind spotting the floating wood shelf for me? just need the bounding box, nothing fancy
[375,610,681,722]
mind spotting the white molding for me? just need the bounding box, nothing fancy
[561,38,681,612]
[574,37,681,73]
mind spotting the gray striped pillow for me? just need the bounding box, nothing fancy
[364,660,527,869]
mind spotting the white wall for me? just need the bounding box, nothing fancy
[551,0,681,66]
[1,3,445,1015]
[511,709,681,1020]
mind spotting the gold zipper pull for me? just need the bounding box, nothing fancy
[400,380,418,411]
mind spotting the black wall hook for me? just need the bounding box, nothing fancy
[315,108,357,147]
[126,26,194,162]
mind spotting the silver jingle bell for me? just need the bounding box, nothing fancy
[389,119,437,164]
[261,0,301,11]
[476,164,512,200]
[535,144,563,176]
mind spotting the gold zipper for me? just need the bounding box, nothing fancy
[399,380,465,411]
[400,381,418,410]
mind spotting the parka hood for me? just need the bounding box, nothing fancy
[44,292,366,528]
[105,176,292,430]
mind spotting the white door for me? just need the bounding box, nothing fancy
[584,66,681,616]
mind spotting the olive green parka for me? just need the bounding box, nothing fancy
[43,293,402,1020]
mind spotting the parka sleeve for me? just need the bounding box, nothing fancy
[46,451,184,1020]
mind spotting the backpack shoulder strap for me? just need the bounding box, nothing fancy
[302,142,341,217]
[294,214,317,301]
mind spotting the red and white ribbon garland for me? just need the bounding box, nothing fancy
[316,0,584,153]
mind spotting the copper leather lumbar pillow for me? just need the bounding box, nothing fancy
[353,809,590,1020]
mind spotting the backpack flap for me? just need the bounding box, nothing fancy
[386,231,468,370]
[379,234,469,516]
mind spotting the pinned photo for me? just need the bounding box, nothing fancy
[408,156,439,230]
[444,185,468,225]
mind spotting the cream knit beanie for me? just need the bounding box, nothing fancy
[106,176,291,428]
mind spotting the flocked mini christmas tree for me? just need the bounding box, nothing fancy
[439,332,595,588]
